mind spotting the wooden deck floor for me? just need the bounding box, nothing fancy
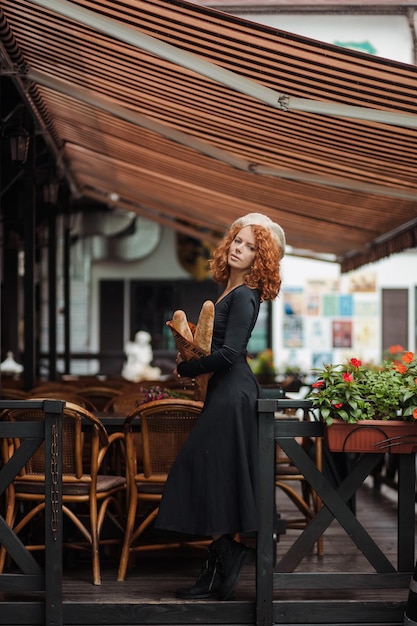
[1,478,415,625]
[62,479,414,608]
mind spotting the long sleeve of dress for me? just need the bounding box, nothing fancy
[177,286,259,378]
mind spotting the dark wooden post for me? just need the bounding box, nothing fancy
[405,560,417,625]
[397,454,416,572]
[256,397,276,626]
[43,398,64,626]
[1,239,19,358]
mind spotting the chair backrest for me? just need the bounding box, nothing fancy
[75,376,125,389]
[0,388,28,400]
[125,398,203,478]
[117,380,164,394]
[28,392,97,412]
[1,401,108,479]
[105,391,149,414]
[29,382,80,394]
[77,386,122,411]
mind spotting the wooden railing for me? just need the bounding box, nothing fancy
[0,396,413,625]
[256,397,415,626]
[0,399,65,626]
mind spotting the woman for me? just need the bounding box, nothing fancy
[155,213,285,600]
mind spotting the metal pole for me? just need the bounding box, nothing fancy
[63,201,70,374]
[22,162,36,390]
[47,204,57,379]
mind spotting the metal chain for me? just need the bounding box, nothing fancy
[50,422,59,539]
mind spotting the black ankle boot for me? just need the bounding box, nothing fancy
[176,544,221,599]
[212,535,254,601]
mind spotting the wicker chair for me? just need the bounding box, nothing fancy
[0,401,126,585]
[103,391,146,414]
[118,378,162,388]
[117,398,204,581]
[103,391,157,477]
[0,388,28,400]
[75,376,126,389]
[77,386,122,411]
[29,382,81,395]
[27,391,97,413]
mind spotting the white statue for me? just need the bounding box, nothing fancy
[0,351,23,377]
[121,331,161,382]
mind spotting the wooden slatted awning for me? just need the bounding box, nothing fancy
[1,0,417,271]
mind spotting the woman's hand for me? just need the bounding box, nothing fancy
[174,352,184,378]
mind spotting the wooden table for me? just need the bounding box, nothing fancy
[93,412,131,431]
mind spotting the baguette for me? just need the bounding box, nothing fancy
[194,300,214,353]
[171,309,194,342]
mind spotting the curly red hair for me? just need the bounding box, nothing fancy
[210,224,282,301]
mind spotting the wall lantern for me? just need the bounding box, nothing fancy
[3,125,31,163]
[43,179,60,205]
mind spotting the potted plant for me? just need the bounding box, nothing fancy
[248,348,277,385]
[308,350,417,453]
[278,364,306,392]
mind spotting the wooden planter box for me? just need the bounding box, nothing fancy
[324,419,417,454]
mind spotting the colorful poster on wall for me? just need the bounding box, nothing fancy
[322,294,339,316]
[339,294,353,316]
[305,317,331,350]
[305,293,321,316]
[354,318,378,350]
[312,352,334,369]
[354,294,379,316]
[283,287,304,316]
[332,320,352,348]
[283,316,303,347]
[348,271,377,292]
[306,278,340,293]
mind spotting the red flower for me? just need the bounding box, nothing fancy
[413,408,417,420]
[402,352,414,364]
[342,372,353,382]
[334,403,343,409]
[389,344,405,354]
[394,363,407,375]
[312,380,325,388]
[349,358,362,368]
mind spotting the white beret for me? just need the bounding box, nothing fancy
[230,213,286,259]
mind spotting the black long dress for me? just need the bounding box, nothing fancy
[154,284,262,536]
